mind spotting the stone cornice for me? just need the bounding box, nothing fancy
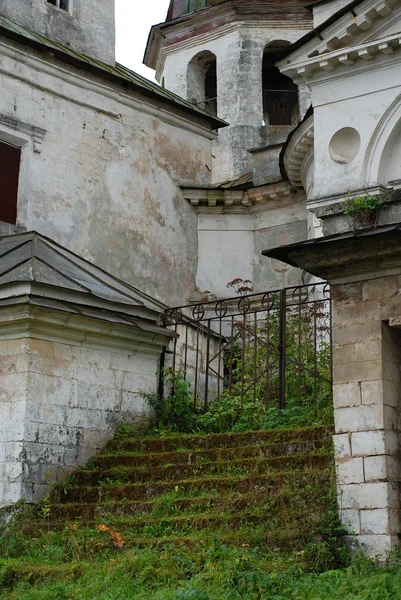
[278,0,401,82]
[307,184,387,214]
[0,114,46,153]
[182,181,305,213]
[282,32,401,82]
[155,20,310,81]
[0,302,171,354]
[146,1,312,71]
[284,114,314,188]
[0,41,219,142]
[263,224,401,285]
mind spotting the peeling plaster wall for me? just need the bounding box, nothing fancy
[0,38,214,307]
[160,25,310,182]
[0,324,162,507]
[0,339,28,507]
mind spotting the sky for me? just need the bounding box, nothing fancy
[115,0,171,81]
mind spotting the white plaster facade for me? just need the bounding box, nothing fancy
[0,0,116,64]
[279,0,401,222]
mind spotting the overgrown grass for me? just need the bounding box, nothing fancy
[1,534,401,600]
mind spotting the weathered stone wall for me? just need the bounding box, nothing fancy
[0,339,28,507]
[0,36,214,307]
[0,309,163,507]
[160,25,310,182]
[0,0,116,65]
[332,276,401,556]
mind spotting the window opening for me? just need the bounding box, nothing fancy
[0,141,21,225]
[47,0,70,12]
[263,43,298,126]
[186,0,208,12]
[188,51,217,117]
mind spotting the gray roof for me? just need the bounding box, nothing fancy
[0,232,168,324]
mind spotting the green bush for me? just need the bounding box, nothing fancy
[143,369,197,433]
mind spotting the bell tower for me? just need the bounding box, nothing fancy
[144,0,314,182]
[0,0,115,65]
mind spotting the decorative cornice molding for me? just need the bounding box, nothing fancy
[307,184,387,214]
[279,0,401,81]
[282,33,401,82]
[0,303,170,355]
[284,115,314,189]
[0,41,218,142]
[0,114,47,153]
[182,180,304,212]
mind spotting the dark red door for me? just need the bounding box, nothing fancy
[0,141,21,225]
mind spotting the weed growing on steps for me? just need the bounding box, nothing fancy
[142,369,333,436]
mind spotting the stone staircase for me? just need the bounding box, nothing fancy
[39,426,335,551]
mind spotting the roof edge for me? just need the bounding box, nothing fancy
[277,0,365,64]
[0,16,227,130]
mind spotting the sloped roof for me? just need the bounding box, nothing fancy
[0,15,226,130]
[277,0,366,62]
[0,232,167,322]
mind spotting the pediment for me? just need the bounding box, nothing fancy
[279,0,401,80]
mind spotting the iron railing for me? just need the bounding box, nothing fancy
[165,282,332,410]
[195,97,218,117]
[263,89,299,126]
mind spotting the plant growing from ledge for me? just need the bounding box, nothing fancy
[344,193,387,230]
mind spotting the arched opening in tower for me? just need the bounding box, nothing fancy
[262,42,298,127]
[187,51,217,117]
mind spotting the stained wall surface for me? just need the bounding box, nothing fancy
[0,35,215,307]
[0,319,162,506]
[160,26,310,182]
[0,0,116,64]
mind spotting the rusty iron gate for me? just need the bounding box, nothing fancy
[164,282,332,410]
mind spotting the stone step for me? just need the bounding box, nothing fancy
[91,438,332,470]
[46,483,326,522]
[57,468,332,504]
[33,506,326,538]
[72,451,331,487]
[107,426,333,454]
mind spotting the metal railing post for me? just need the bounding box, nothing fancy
[279,289,287,409]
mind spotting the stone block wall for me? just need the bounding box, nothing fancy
[0,308,165,507]
[0,339,29,507]
[332,276,401,556]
